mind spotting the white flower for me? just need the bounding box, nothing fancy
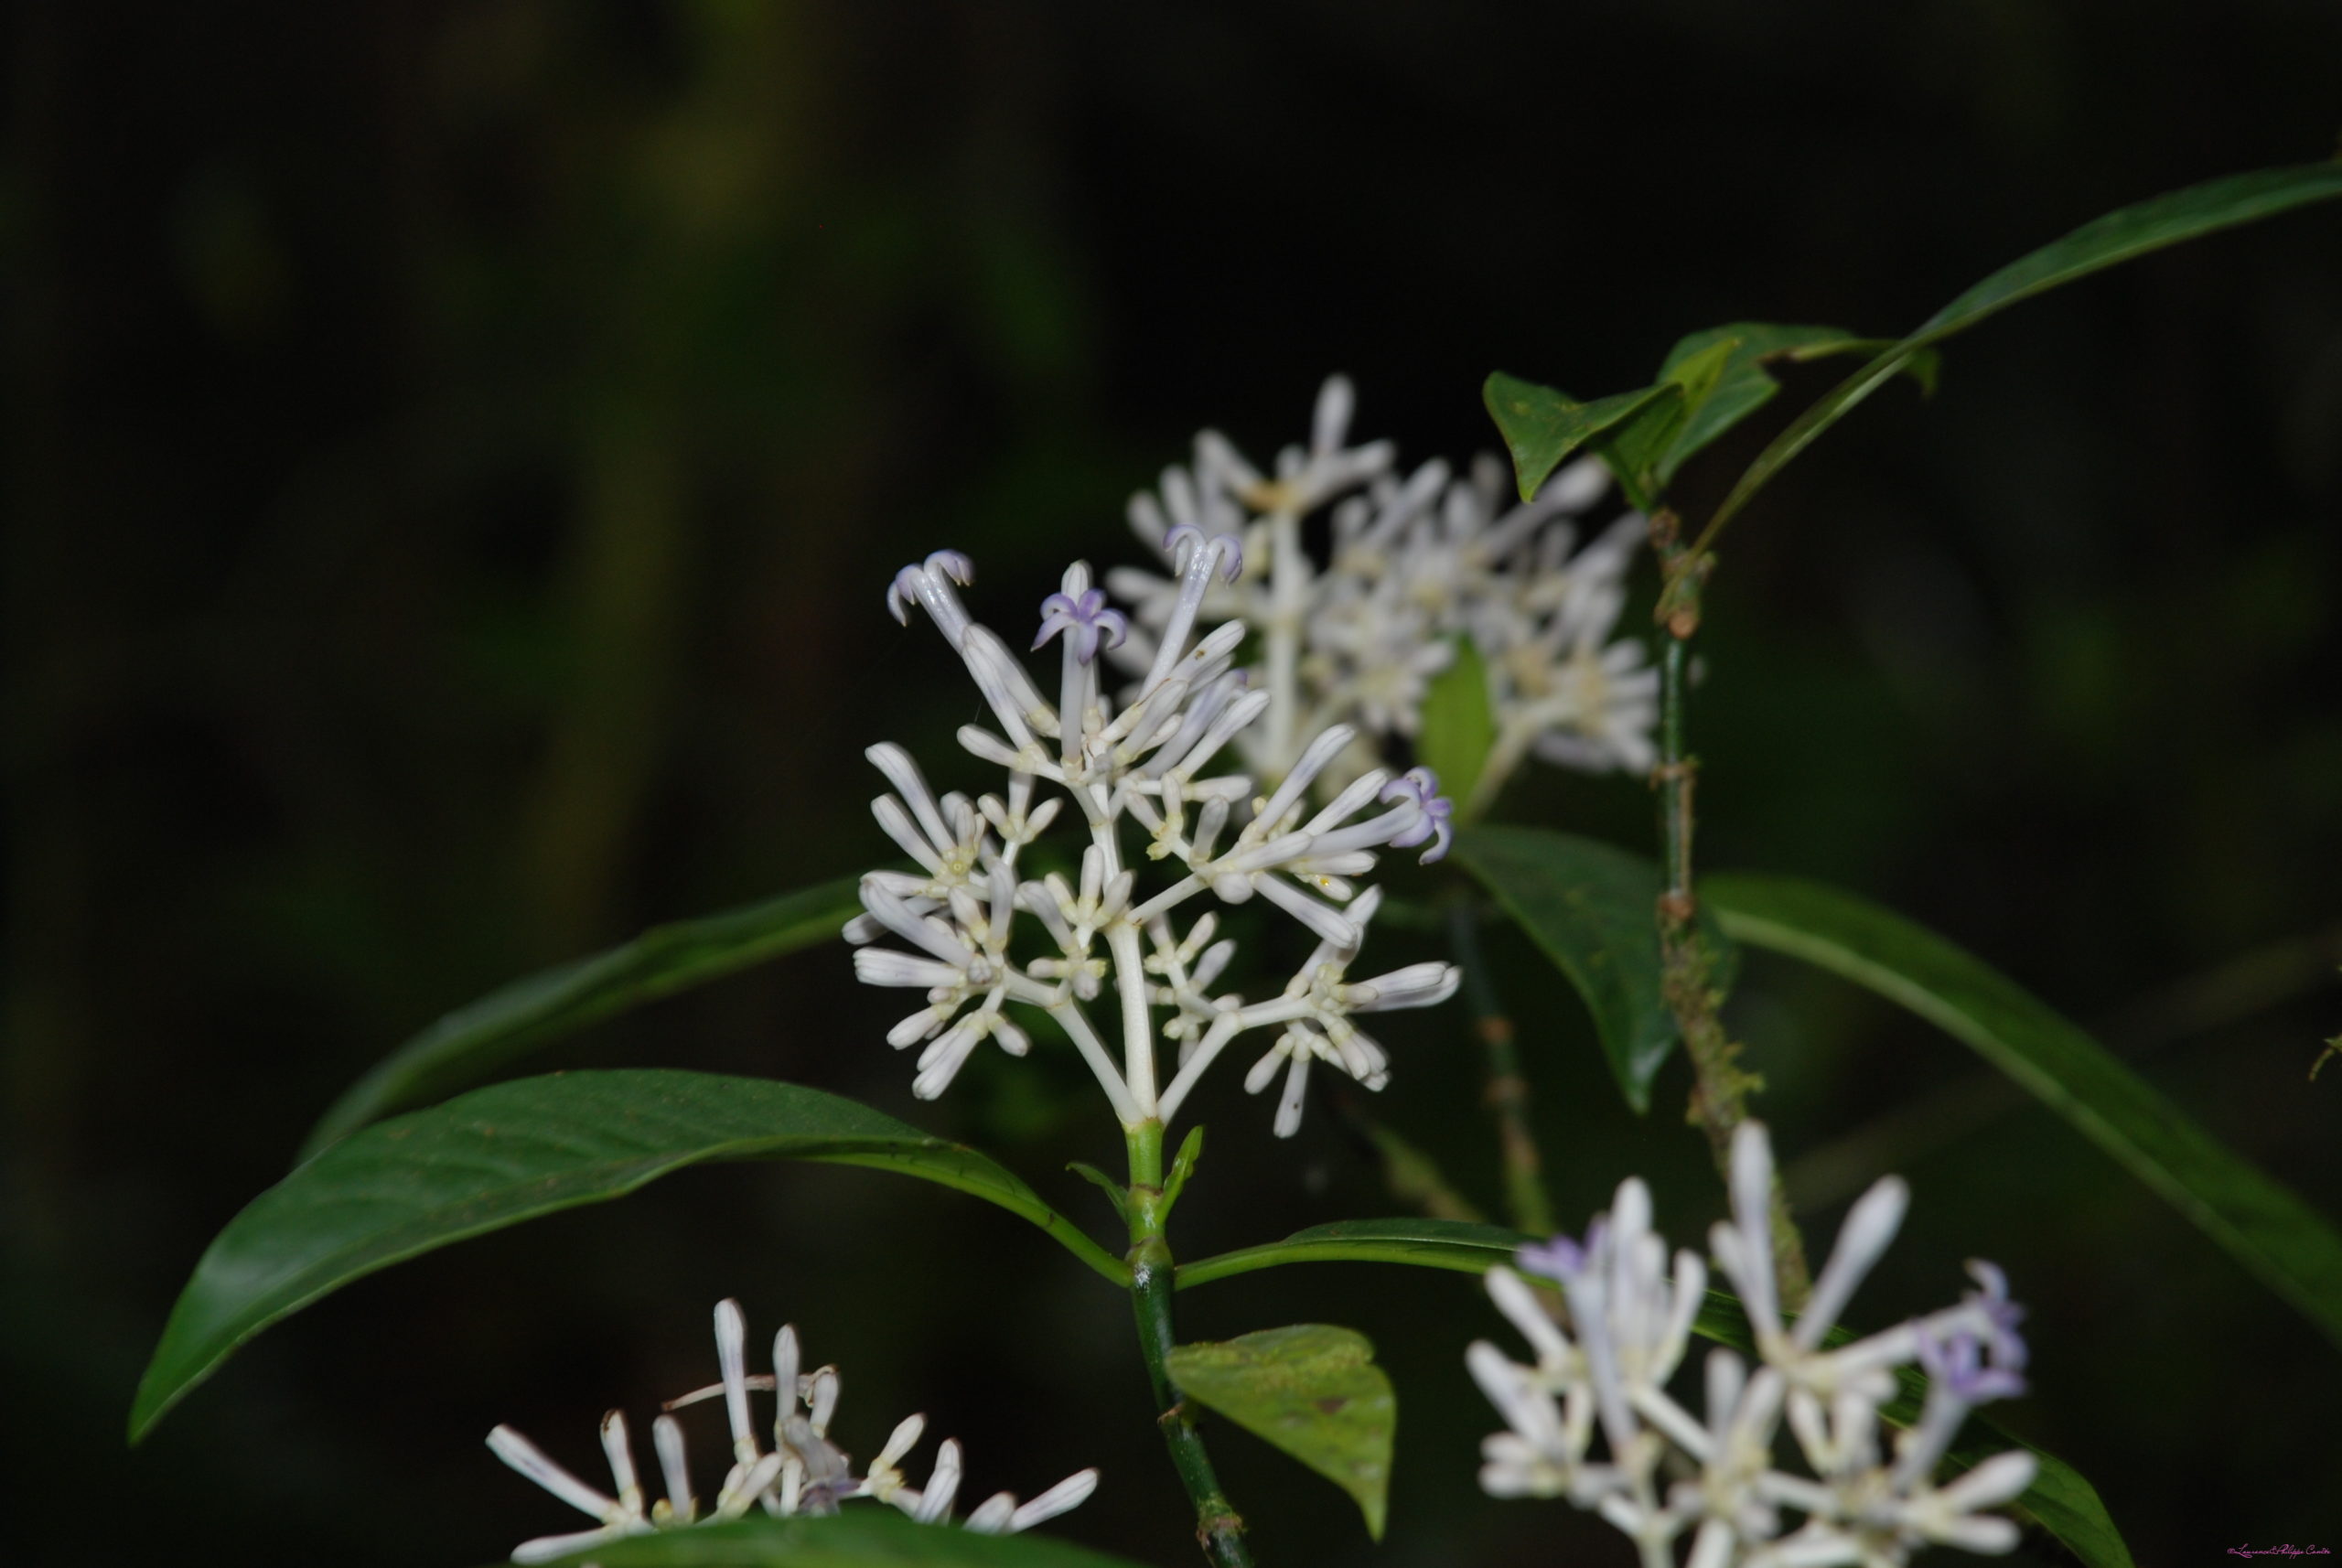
[854,543,1462,1135]
[1468,1123,2037,1568]
[1111,379,1657,800]
[491,1299,1099,1562]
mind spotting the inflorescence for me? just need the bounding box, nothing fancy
[1468,1122,2036,1568]
[1106,376,1660,809]
[848,530,1465,1134]
[488,1299,1098,1563]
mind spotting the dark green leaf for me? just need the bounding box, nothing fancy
[1454,826,1735,1112]
[301,876,865,1159]
[1705,162,2342,539]
[1482,373,1679,503]
[1166,1326,1396,1540]
[510,1512,1147,1568]
[1177,1217,1535,1287]
[134,1070,1123,1442]
[1416,636,1498,819]
[1705,873,2342,1353]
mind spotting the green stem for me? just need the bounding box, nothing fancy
[1650,517,1811,1306]
[1445,900,1554,1235]
[1125,1122,1253,1567]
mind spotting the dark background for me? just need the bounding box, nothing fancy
[7,3,2342,1564]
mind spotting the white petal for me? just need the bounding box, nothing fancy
[1794,1175,1907,1350]
[1008,1468,1101,1531]
[488,1425,617,1520]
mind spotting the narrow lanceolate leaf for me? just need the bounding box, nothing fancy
[302,876,865,1159]
[1416,635,1498,821]
[1176,1217,1536,1288]
[133,1070,1123,1442]
[1166,1326,1396,1540]
[1704,161,2342,539]
[1482,373,1680,503]
[1646,323,1935,486]
[1694,1293,2133,1568]
[1454,826,1736,1112]
[509,1511,1148,1568]
[1706,873,2342,1353]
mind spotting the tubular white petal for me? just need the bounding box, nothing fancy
[1009,1468,1101,1531]
[1273,1049,1311,1136]
[1727,1122,1783,1341]
[652,1414,695,1522]
[1793,1175,1908,1351]
[805,1366,840,1435]
[1347,961,1461,1012]
[1485,1265,1571,1368]
[866,743,951,848]
[854,949,965,990]
[873,1413,926,1475]
[511,1524,629,1563]
[714,1299,758,1462]
[913,1437,963,1523]
[964,1493,1018,1535]
[1256,725,1357,829]
[1252,874,1359,947]
[1935,1449,2038,1509]
[489,1426,620,1521]
[1312,375,1355,456]
[599,1410,644,1515]
[1933,1516,2023,1553]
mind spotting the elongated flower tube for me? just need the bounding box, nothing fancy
[1468,1123,2036,1568]
[853,548,1461,1134]
[490,1299,1099,1562]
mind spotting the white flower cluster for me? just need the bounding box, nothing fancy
[1105,376,1660,810]
[847,541,1463,1135]
[488,1299,1097,1563]
[1468,1123,2036,1568]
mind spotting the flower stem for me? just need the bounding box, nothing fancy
[1650,513,1811,1306]
[1125,1121,1253,1567]
[1445,898,1555,1235]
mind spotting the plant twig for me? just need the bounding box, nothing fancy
[1650,510,1811,1306]
[1446,899,1555,1234]
[1125,1122,1253,1568]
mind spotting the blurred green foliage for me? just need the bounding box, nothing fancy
[5,2,2342,1564]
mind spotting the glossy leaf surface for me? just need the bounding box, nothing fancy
[513,1512,1148,1568]
[1455,826,1735,1112]
[1649,323,1935,485]
[302,876,865,1158]
[1706,873,2342,1352]
[134,1070,1122,1441]
[1166,1326,1396,1540]
[1482,373,1677,502]
[1704,162,2342,538]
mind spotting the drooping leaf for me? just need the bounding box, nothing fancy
[1178,1223,2127,1566]
[301,876,866,1159]
[1704,161,2342,539]
[1166,1326,1396,1540]
[1705,873,2342,1353]
[1482,373,1679,503]
[1647,323,1937,485]
[1416,635,1498,820]
[1454,826,1735,1112]
[509,1512,1147,1568]
[1177,1217,1535,1287]
[133,1070,1123,1442]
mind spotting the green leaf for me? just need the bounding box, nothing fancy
[1482,373,1680,503]
[1705,873,2342,1353]
[1166,1326,1396,1540]
[1416,636,1498,820]
[1454,826,1736,1112]
[133,1070,1123,1443]
[1065,1161,1128,1222]
[1649,324,1936,486]
[1161,1123,1206,1217]
[1705,161,2342,540]
[508,1511,1149,1568]
[1177,1217,1535,1287]
[1597,335,1737,509]
[1181,1222,2127,1567]
[301,876,866,1159]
